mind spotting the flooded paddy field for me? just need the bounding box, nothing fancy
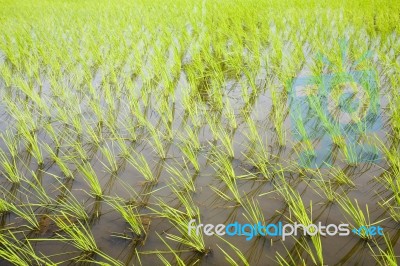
[0,0,399,265]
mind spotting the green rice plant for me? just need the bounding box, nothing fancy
[340,141,359,166]
[291,110,315,157]
[242,134,273,180]
[43,144,73,179]
[377,171,400,222]
[178,141,200,172]
[275,174,323,264]
[242,112,259,144]
[369,233,398,266]
[20,171,53,207]
[86,123,103,147]
[310,169,337,203]
[106,196,145,237]
[77,161,103,198]
[179,126,201,152]
[69,138,91,162]
[338,196,384,240]
[0,230,54,265]
[48,176,88,221]
[126,152,156,183]
[217,237,250,266]
[166,162,196,193]
[52,212,123,265]
[8,198,40,231]
[242,197,265,226]
[292,235,323,266]
[218,129,235,159]
[150,201,207,254]
[1,130,20,159]
[148,128,167,159]
[43,123,62,150]
[0,196,11,214]
[275,177,312,226]
[18,123,43,165]
[275,242,307,266]
[211,149,235,180]
[156,233,187,266]
[99,143,119,174]
[0,148,23,184]
[205,114,221,141]
[327,165,355,187]
[170,185,199,219]
[224,99,237,129]
[270,87,287,146]
[210,177,242,206]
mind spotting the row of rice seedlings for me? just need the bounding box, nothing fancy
[0,0,398,264]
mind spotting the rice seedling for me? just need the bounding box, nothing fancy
[156,233,188,266]
[369,233,398,266]
[178,141,200,172]
[99,142,119,174]
[106,196,146,238]
[242,132,274,180]
[242,197,265,226]
[275,174,324,264]
[0,148,23,184]
[338,196,385,240]
[77,162,103,198]
[126,151,156,184]
[166,162,196,193]
[150,201,207,254]
[309,169,337,203]
[0,230,54,265]
[327,165,355,187]
[217,236,250,266]
[43,143,74,178]
[52,212,124,265]
[8,198,40,231]
[18,123,43,166]
[216,127,235,159]
[377,170,400,222]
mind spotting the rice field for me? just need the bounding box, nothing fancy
[0,0,399,265]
